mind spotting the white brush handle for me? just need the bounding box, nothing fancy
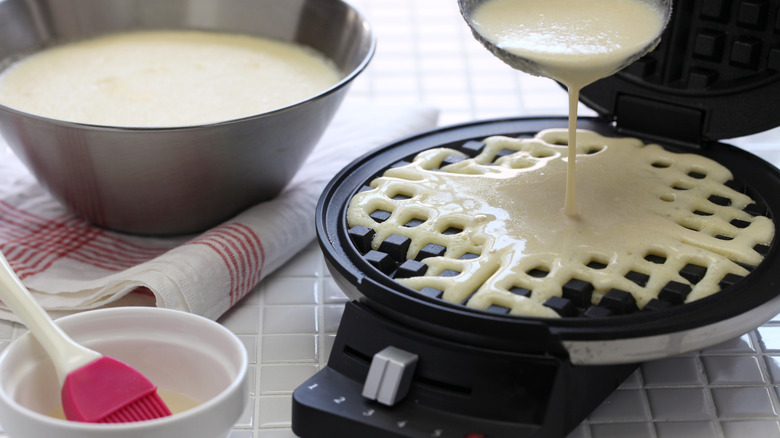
[0,251,101,385]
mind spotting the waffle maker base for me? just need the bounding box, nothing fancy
[292,116,780,438]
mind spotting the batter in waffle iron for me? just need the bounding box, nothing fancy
[347,130,774,317]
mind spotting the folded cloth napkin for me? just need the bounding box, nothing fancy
[0,102,439,322]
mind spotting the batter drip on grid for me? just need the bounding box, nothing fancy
[346,129,774,318]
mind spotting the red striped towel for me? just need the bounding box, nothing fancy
[0,103,439,321]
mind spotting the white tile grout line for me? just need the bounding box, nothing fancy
[696,351,726,438]
[252,283,266,437]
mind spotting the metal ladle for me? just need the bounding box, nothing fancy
[457,0,673,79]
[457,0,674,217]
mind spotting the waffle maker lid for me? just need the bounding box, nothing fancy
[580,0,780,145]
[317,0,780,365]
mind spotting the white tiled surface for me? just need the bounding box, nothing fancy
[3,1,780,437]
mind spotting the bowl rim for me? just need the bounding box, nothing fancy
[0,0,376,131]
[0,306,248,430]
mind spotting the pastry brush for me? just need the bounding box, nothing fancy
[0,251,171,423]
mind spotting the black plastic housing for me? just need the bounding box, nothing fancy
[293,301,637,438]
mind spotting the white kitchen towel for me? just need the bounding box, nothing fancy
[0,102,439,322]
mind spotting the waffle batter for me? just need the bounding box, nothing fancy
[0,30,341,127]
[469,0,668,215]
[347,130,774,318]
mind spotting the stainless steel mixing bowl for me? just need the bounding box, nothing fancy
[0,0,374,235]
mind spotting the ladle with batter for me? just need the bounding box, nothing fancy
[458,0,672,216]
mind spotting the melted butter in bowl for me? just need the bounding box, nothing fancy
[347,130,775,318]
[0,30,342,127]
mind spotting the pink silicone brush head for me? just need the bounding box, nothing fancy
[61,356,172,423]
[0,251,172,424]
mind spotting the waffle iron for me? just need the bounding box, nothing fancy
[293,1,780,437]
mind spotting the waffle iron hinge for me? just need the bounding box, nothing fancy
[614,93,706,150]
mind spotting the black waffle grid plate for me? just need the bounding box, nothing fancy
[316,117,780,345]
[345,134,773,320]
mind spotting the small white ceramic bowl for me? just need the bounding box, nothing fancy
[0,307,248,438]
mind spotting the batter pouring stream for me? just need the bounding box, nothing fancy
[469,0,668,215]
